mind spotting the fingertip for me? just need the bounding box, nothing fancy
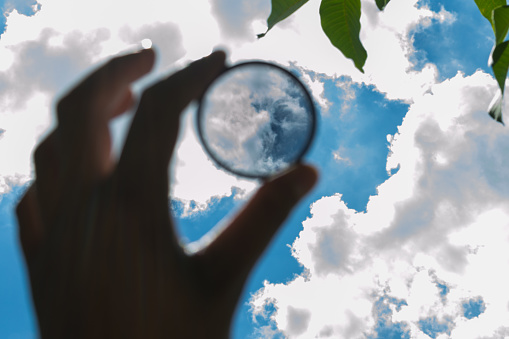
[103,47,156,86]
[199,163,318,283]
[209,50,226,64]
[191,50,227,73]
[139,47,156,73]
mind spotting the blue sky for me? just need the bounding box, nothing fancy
[1,0,509,338]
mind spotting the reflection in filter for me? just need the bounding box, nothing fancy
[201,64,313,176]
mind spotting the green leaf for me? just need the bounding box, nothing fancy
[488,93,504,124]
[494,5,509,44]
[257,0,309,38]
[474,0,506,28]
[320,0,367,72]
[492,40,509,94]
[375,0,390,11]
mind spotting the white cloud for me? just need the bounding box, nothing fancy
[335,76,357,115]
[0,0,223,198]
[2,0,508,338]
[299,71,331,113]
[0,91,49,193]
[250,70,509,337]
[209,0,269,42]
[332,148,351,164]
[118,22,185,69]
[224,0,453,103]
[170,109,257,216]
[2,0,40,13]
[0,0,458,209]
[360,0,442,102]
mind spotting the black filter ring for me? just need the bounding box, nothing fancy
[196,61,317,180]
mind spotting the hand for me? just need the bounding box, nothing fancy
[16,49,318,338]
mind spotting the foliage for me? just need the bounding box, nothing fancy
[320,0,366,72]
[475,0,505,25]
[259,0,509,125]
[475,0,509,124]
[259,0,390,72]
[375,0,390,11]
[257,0,309,38]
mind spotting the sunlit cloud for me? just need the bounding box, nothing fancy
[250,69,509,337]
[1,0,507,338]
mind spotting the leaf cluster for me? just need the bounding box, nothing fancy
[475,0,509,124]
[258,0,390,73]
[260,0,509,125]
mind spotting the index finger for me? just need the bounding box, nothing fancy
[117,51,226,192]
[56,49,156,185]
[108,51,226,256]
[196,164,318,290]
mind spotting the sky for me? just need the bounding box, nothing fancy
[0,0,508,338]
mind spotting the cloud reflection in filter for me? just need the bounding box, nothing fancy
[197,61,316,179]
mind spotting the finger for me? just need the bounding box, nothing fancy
[16,185,44,261]
[32,132,61,223]
[55,48,155,185]
[117,51,226,194]
[112,89,136,119]
[196,164,318,290]
[18,131,65,258]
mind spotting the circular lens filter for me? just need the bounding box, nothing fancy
[197,61,316,179]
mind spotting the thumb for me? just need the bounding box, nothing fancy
[196,164,318,289]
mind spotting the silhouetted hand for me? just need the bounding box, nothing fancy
[16,49,318,338]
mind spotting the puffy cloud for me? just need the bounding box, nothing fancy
[2,0,506,338]
[0,92,48,193]
[209,0,269,42]
[0,0,225,199]
[0,0,458,211]
[1,27,109,110]
[0,0,40,25]
[300,71,332,113]
[170,110,257,216]
[250,70,509,338]
[118,22,185,69]
[227,0,453,103]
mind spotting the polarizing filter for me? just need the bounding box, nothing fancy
[197,61,316,179]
